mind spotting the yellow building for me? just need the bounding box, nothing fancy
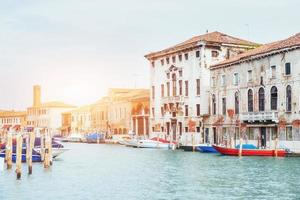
[70,105,92,134]
[91,97,109,133]
[0,110,27,132]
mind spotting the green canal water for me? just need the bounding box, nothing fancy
[1,143,300,200]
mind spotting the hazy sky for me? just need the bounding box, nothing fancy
[0,0,299,110]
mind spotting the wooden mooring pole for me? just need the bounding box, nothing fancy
[16,134,22,179]
[44,132,51,168]
[274,137,279,157]
[6,133,13,170]
[27,132,35,174]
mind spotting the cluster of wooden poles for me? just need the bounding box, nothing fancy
[4,130,53,180]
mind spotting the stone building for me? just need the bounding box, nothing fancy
[0,110,27,132]
[91,97,109,133]
[27,85,76,134]
[61,112,71,136]
[209,33,300,152]
[70,105,92,134]
[145,31,258,144]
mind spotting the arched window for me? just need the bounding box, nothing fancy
[248,89,253,112]
[212,94,216,115]
[286,85,292,112]
[259,87,265,111]
[270,86,278,110]
[235,92,239,114]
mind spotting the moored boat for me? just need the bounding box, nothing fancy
[213,145,286,157]
[128,137,176,149]
[196,144,218,153]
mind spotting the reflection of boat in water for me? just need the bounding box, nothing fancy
[196,144,218,153]
[128,137,176,149]
[213,145,286,157]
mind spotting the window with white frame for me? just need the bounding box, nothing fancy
[271,65,276,78]
[233,73,239,85]
[221,74,226,86]
[247,70,253,82]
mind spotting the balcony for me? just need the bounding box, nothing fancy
[240,111,278,123]
[161,96,185,104]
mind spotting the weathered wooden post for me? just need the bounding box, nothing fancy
[40,130,45,161]
[6,133,13,169]
[16,134,23,179]
[43,132,51,168]
[27,132,35,174]
[49,130,53,166]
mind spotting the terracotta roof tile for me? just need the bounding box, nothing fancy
[211,33,300,69]
[145,31,259,59]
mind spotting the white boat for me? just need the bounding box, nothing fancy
[62,134,84,143]
[34,147,69,158]
[128,137,176,149]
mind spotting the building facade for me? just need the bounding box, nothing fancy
[209,33,300,152]
[145,31,258,144]
[0,111,27,132]
[70,105,92,134]
[27,85,76,134]
[91,97,109,133]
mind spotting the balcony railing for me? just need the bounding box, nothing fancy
[161,96,184,104]
[240,111,279,123]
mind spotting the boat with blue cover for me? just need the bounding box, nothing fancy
[196,144,218,153]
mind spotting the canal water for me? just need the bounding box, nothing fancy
[1,143,300,200]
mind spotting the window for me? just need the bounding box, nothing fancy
[258,87,265,111]
[285,63,291,75]
[196,104,200,116]
[212,50,219,58]
[161,59,164,66]
[196,79,200,95]
[172,56,176,63]
[247,70,253,82]
[233,73,239,85]
[161,107,164,117]
[178,54,182,61]
[151,62,155,68]
[152,108,155,117]
[247,128,255,140]
[185,105,188,117]
[166,72,170,79]
[248,89,253,112]
[185,81,189,96]
[152,86,155,99]
[212,77,216,87]
[221,74,226,86]
[179,70,182,77]
[196,50,200,58]
[172,74,177,96]
[166,57,170,64]
[196,127,200,133]
[222,97,226,115]
[184,53,188,60]
[286,127,293,141]
[286,85,292,112]
[235,92,239,115]
[161,84,164,98]
[212,94,216,115]
[270,86,278,110]
[185,127,188,132]
[167,82,170,97]
[179,80,183,95]
[271,65,276,78]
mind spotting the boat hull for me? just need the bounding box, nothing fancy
[196,145,218,153]
[213,145,286,157]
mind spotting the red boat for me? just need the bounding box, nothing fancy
[212,145,286,157]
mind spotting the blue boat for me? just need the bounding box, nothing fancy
[85,133,105,143]
[196,144,218,153]
[0,146,42,162]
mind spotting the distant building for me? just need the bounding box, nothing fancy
[0,110,27,132]
[70,105,92,134]
[27,85,76,133]
[107,88,150,136]
[145,31,258,143]
[209,33,300,152]
[61,112,71,136]
[91,97,109,133]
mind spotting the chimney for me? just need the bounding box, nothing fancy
[33,85,41,107]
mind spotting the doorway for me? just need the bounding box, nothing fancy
[260,127,266,149]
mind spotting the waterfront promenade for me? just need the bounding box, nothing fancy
[1,143,300,200]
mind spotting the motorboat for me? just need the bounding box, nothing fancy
[196,144,218,153]
[213,145,286,157]
[128,137,176,149]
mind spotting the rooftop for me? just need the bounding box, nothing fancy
[0,110,26,117]
[40,101,76,108]
[211,33,300,69]
[145,31,259,59]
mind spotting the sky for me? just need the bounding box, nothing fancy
[0,0,299,110]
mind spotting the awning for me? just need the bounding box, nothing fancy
[13,125,21,130]
[2,125,12,129]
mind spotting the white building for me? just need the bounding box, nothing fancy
[145,31,258,144]
[209,33,300,152]
[70,105,92,134]
[27,85,76,134]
